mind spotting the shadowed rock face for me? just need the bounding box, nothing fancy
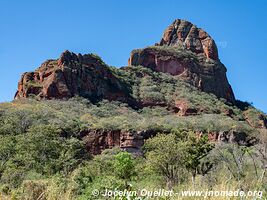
[15,50,134,104]
[129,19,235,103]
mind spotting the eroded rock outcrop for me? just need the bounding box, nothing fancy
[81,129,158,155]
[243,110,267,129]
[158,19,218,60]
[15,51,134,104]
[129,19,235,103]
[82,129,256,155]
[174,100,199,116]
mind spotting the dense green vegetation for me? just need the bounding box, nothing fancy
[0,97,255,137]
[0,66,266,199]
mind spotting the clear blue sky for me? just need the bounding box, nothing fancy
[0,0,266,113]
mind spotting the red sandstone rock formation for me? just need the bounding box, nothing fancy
[158,19,218,60]
[13,19,250,155]
[174,100,198,116]
[81,129,158,155]
[129,19,235,103]
[15,50,134,104]
[81,129,255,155]
[129,47,235,103]
[15,19,235,104]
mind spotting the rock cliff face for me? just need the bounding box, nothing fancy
[81,129,255,155]
[15,50,134,104]
[129,19,235,103]
[81,129,158,155]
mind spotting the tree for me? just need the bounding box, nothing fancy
[144,131,214,189]
[184,133,214,188]
[0,124,89,188]
[113,151,136,187]
[210,143,249,190]
[144,133,189,189]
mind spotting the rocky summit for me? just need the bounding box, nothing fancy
[158,19,218,60]
[129,19,235,103]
